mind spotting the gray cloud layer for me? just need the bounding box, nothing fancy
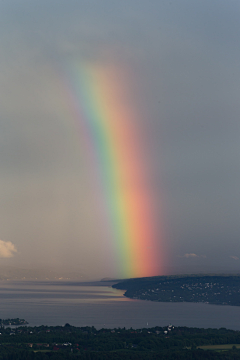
[0,0,240,278]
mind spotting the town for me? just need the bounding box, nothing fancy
[113,275,240,305]
[0,318,28,326]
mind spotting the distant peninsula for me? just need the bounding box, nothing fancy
[112,274,240,306]
[0,318,28,326]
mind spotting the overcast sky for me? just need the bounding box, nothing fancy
[0,0,240,279]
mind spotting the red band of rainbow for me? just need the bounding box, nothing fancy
[63,61,164,278]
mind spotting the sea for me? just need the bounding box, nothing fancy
[0,281,240,330]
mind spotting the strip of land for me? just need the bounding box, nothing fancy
[0,324,240,359]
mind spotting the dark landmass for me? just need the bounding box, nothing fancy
[0,324,240,359]
[101,277,121,281]
[112,274,240,306]
[0,318,28,326]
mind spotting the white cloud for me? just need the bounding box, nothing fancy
[230,256,239,260]
[178,253,206,258]
[0,240,17,258]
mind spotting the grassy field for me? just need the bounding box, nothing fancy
[197,344,240,351]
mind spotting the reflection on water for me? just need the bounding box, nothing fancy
[0,282,129,304]
[0,281,240,330]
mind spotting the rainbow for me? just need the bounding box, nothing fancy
[62,61,164,278]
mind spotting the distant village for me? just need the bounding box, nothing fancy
[113,275,240,306]
[0,318,28,326]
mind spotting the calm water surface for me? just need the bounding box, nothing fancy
[0,281,240,330]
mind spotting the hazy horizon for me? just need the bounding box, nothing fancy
[0,0,240,279]
[0,264,239,283]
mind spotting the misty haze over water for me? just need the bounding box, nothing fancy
[0,281,240,330]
